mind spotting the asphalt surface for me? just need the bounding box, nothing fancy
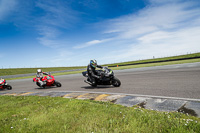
[4,62,200,99]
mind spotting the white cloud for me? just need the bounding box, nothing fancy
[137,31,171,44]
[35,1,79,48]
[97,0,200,64]
[105,1,200,39]
[0,0,17,21]
[36,1,78,28]
[37,26,64,48]
[37,37,60,48]
[38,26,61,38]
[74,38,112,49]
[149,0,183,5]
[49,49,74,66]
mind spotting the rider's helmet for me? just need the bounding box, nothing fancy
[90,59,97,68]
[37,69,42,74]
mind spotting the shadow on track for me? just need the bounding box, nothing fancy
[0,89,9,91]
[34,86,58,90]
[81,85,114,89]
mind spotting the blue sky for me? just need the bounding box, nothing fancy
[0,0,200,68]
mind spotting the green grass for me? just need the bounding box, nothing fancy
[110,58,200,70]
[2,52,200,80]
[0,96,199,133]
[6,58,200,80]
[5,57,200,80]
[6,70,84,80]
[0,66,85,76]
[106,52,200,67]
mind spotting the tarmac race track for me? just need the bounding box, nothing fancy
[5,62,200,99]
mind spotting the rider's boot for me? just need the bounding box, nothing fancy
[84,80,92,85]
[42,81,47,88]
[39,81,43,87]
[84,78,92,85]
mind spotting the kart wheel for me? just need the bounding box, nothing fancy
[55,81,62,87]
[7,84,12,90]
[112,77,121,87]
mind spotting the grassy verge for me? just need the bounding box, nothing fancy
[0,96,199,133]
[110,58,200,70]
[2,53,200,80]
[106,52,200,67]
[6,70,84,80]
[5,58,200,80]
[0,66,85,76]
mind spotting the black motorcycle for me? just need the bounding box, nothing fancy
[82,67,121,87]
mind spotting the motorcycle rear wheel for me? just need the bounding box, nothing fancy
[6,84,12,90]
[112,77,121,87]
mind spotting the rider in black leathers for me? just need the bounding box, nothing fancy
[87,59,103,86]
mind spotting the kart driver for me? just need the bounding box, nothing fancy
[87,59,103,86]
[36,69,48,87]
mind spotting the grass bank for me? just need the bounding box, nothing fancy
[111,58,200,70]
[2,53,200,80]
[106,52,200,67]
[0,66,85,76]
[6,70,84,80]
[6,58,200,80]
[0,96,199,133]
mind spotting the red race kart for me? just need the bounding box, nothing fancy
[0,78,12,90]
[33,74,62,88]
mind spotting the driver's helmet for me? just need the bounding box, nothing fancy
[90,59,97,68]
[37,69,42,74]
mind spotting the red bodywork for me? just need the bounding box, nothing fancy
[33,75,55,86]
[0,79,12,90]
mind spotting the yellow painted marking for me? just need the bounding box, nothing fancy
[76,93,89,98]
[95,94,110,101]
[4,93,17,96]
[17,92,34,96]
[63,93,71,98]
[63,93,85,98]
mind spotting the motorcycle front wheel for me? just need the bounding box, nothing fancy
[55,81,62,87]
[112,77,121,87]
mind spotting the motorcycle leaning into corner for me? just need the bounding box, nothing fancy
[33,73,62,88]
[0,78,12,90]
[82,66,121,87]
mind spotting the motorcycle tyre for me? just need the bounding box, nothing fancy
[55,81,62,87]
[42,85,46,89]
[36,82,41,87]
[112,77,121,87]
[6,84,12,90]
